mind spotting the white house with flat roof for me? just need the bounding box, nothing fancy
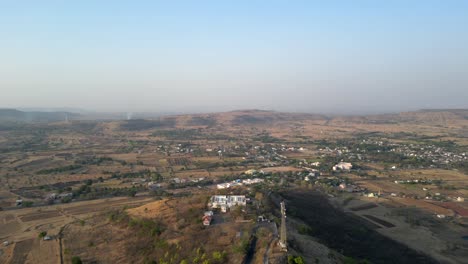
[209,195,246,212]
[333,162,353,171]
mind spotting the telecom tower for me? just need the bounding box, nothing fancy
[279,201,288,251]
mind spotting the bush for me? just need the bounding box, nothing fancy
[212,251,227,263]
[298,224,314,235]
[38,231,47,239]
[288,255,305,264]
[22,201,34,207]
[233,239,249,253]
[71,256,82,264]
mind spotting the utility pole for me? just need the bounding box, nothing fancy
[279,201,287,251]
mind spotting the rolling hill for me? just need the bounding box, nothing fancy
[0,109,79,123]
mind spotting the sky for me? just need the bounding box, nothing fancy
[1,1,468,114]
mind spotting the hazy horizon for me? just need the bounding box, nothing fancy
[2,1,468,114]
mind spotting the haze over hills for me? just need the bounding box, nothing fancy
[1,108,467,126]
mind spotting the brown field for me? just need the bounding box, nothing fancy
[389,197,454,215]
[260,166,303,173]
[61,195,253,264]
[0,196,153,264]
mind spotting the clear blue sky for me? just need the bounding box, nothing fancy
[1,1,467,113]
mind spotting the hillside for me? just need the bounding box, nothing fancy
[0,109,79,123]
[118,108,468,129]
[119,110,328,130]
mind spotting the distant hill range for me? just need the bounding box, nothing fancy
[1,108,467,126]
[118,108,468,131]
[0,109,79,123]
[325,109,468,125]
[182,109,468,126]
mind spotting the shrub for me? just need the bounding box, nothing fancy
[38,231,47,239]
[22,201,34,207]
[233,239,249,253]
[288,255,305,264]
[71,256,82,264]
[212,251,227,263]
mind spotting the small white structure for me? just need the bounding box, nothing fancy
[216,180,243,189]
[147,182,161,190]
[216,183,231,189]
[58,193,73,199]
[456,197,465,202]
[202,211,213,226]
[242,178,264,185]
[172,178,185,184]
[332,162,353,171]
[244,169,257,175]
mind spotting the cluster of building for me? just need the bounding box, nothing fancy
[44,192,73,202]
[390,144,466,165]
[216,178,264,189]
[318,138,466,168]
[209,195,247,212]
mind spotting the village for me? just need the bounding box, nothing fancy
[1,109,468,263]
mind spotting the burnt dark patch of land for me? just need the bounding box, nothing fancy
[281,190,437,264]
[350,203,378,211]
[363,214,395,228]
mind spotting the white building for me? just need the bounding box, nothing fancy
[244,169,257,175]
[147,182,161,190]
[242,178,264,185]
[216,183,231,189]
[216,181,243,189]
[333,162,353,171]
[311,162,321,167]
[210,195,247,212]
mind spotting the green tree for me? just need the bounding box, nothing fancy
[71,256,83,264]
[38,231,47,239]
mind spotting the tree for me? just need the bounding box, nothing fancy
[38,231,47,239]
[71,256,83,264]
